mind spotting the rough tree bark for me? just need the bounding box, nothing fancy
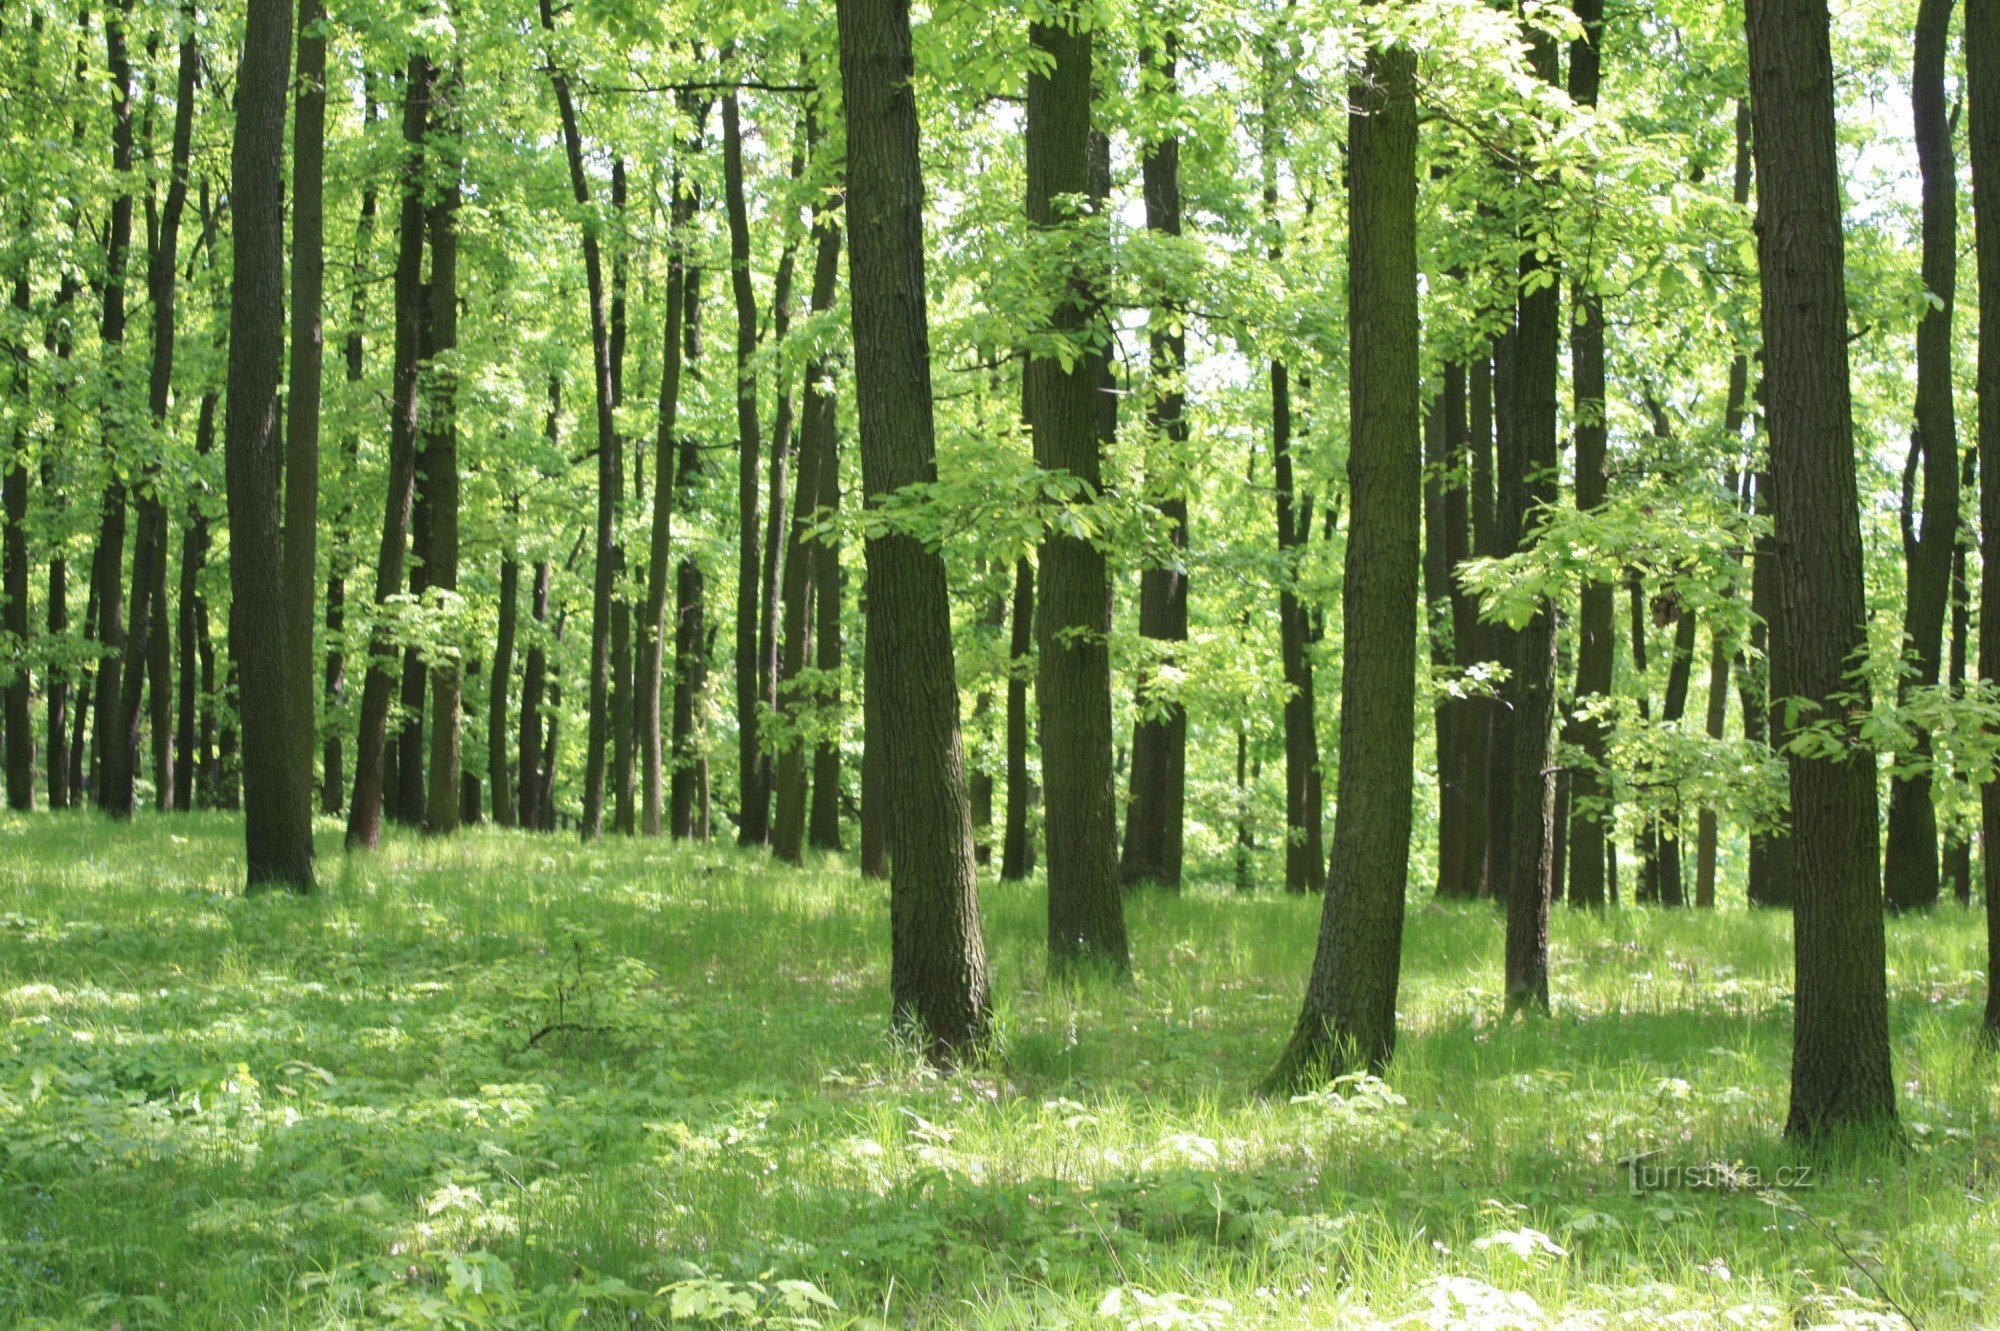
[1746,0,1897,1138]
[1967,0,2000,1040]
[225,0,314,891]
[1884,0,1959,912]
[835,0,992,1057]
[422,157,462,835]
[1027,8,1126,970]
[345,53,433,850]
[1267,14,1419,1086]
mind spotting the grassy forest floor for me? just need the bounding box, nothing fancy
[1,814,1996,1329]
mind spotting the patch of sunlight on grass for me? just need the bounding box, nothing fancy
[0,808,1994,1327]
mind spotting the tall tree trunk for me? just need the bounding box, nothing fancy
[392,303,434,825]
[1437,361,1485,899]
[537,0,619,842]
[1884,0,1960,912]
[281,0,327,832]
[1656,601,1698,906]
[1747,0,1896,1138]
[326,128,379,816]
[1027,11,1126,970]
[1503,22,1564,1014]
[1484,332,1521,904]
[722,86,772,847]
[1696,622,1733,908]
[1268,15,1419,1086]
[772,209,843,863]
[1967,0,2000,1040]
[91,0,135,813]
[345,53,433,850]
[4,227,30,810]
[1120,33,1190,890]
[1000,557,1035,880]
[608,159,637,837]
[809,384,846,853]
[1564,0,1611,908]
[1741,469,1795,905]
[640,157,700,838]
[670,262,709,841]
[519,546,552,831]
[176,382,216,813]
[1944,442,1976,902]
[860,615,889,879]
[226,0,314,891]
[491,528,518,828]
[835,0,991,1057]
[423,158,462,836]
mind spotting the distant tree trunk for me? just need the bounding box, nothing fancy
[226,0,314,891]
[1436,362,1485,900]
[772,209,843,863]
[641,155,700,839]
[278,0,326,837]
[1000,557,1035,880]
[1502,20,1564,1014]
[722,87,772,847]
[1267,16,1419,1086]
[608,159,637,838]
[670,267,710,842]
[1943,442,1976,902]
[491,533,519,828]
[809,401,846,853]
[1885,0,1960,912]
[46,269,78,811]
[1027,12,1126,971]
[423,160,463,837]
[176,383,216,813]
[91,0,135,814]
[836,0,992,1056]
[1740,469,1795,905]
[1120,33,1190,891]
[519,550,552,830]
[392,311,434,826]
[1454,355,1498,896]
[345,52,433,850]
[1484,332,1521,904]
[1967,0,2000,1040]
[1695,622,1733,908]
[4,232,30,810]
[538,0,619,842]
[1747,0,1896,1138]
[1656,602,1698,906]
[1564,0,1610,909]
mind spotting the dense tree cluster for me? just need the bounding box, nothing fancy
[3,0,1997,1136]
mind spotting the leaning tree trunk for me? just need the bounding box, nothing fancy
[345,53,433,850]
[834,0,993,1058]
[1747,0,1896,1138]
[225,0,314,891]
[1267,15,1419,1088]
[1027,11,1126,971]
[1967,0,2000,1041]
[1119,33,1190,890]
[1884,0,1960,912]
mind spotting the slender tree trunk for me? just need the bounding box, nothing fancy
[537,0,619,842]
[1503,22,1564,1014]
[1944,442,1976,902]
[519,548,552,831]
[1967,0,2000,1040]
[176,383,216,813]
[836,0,991,1056]
[670,267,709,842]
[1747,0,1896,1138]
[226,0,314,891]
[1696,622,1733,907]
[722,87,772,847]
[1656,603,1698,906]
[393,295,434,825]
[608,159,636,837]
[1884,0,1960,912]
[491,533,518,828]
[1000,557,1035,880]
[809,388,845,852]
[772,210,843,863]
[423,160,462,836]
[1027,11,1126,970]
[860,615,889,879]
[1564,0,1610,909]
[91,0,135,814]
[345,53,433,850]
[1268,16,1419,1085]
[1120,33,1190,890]
[4,230,30,810]
[640,158,700,839]
[1741,469,1795,905]
[1484,332,1521,904]
[1437,362,1485,899]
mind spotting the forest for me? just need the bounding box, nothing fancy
[3,0,2000,1324]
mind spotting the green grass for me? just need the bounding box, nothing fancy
[1,812,1996,1328]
